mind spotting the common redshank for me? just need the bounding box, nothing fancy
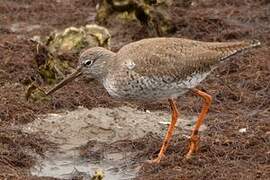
[44,37,260,163]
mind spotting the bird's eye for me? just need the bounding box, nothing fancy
[84,60,93,66]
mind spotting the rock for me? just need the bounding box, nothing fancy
[46,24,111,54]
[96,0,180,36]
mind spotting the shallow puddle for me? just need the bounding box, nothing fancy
[23,106,206,179]
[31,148,136,179]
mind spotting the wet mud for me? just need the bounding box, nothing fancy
[22,106,199,179]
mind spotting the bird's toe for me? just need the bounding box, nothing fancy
[146,153,165,164]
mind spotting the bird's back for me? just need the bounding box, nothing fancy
[117,37,260,79]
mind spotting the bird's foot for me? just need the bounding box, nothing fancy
[185,135,200,159]
[146,153,165,164]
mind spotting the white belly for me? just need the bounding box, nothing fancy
[102,71,211,101]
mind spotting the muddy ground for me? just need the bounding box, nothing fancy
[0,0,269,179]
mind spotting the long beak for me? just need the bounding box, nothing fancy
[45,67,82,95]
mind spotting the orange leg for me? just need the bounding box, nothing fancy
[148,99,179,163]
[186,88,212,158]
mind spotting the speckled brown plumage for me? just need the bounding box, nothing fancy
[116,38,259,79]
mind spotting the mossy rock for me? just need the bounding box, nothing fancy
[46,24,111,54]
[96,0,179,36]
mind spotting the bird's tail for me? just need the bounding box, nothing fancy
[207,39,261,61]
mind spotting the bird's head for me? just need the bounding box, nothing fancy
[45,47,115,95]
[78,47,115,78]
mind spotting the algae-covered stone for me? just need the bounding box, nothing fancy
[46,24,111,54]
[96,0,178,36]
[84,24,111,48]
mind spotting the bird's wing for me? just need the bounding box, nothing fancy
[117,38,259,81]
